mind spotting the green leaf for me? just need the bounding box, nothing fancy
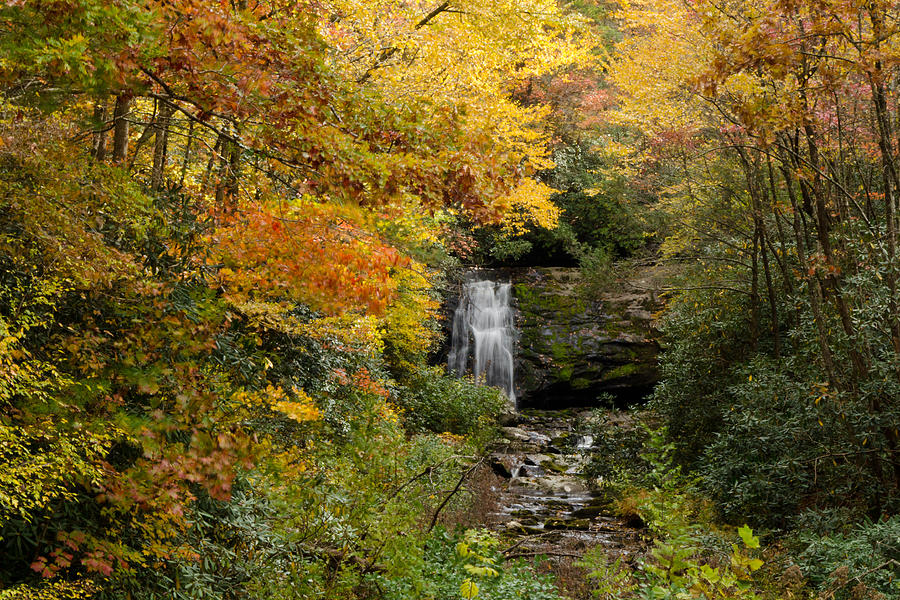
[747,558,763,571]
[738,524,760,548]
[699,564,720,583]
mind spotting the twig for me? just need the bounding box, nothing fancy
[505,550,585,559]
[628,283,754,297]
[357,1,454,84]
[427,454,488,532]
[501,531,559,555]
[820,559,899,600]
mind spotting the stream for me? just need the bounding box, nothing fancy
[486,411,644,567]
[448,272,653,594]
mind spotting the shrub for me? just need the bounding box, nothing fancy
[582,410,653,485]
[396,367,508,442]
[374,528,565,600]
[792,516,900,600]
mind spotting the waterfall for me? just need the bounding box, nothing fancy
[448,278,516,403]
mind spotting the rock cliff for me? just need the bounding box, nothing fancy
[512,267,662,408]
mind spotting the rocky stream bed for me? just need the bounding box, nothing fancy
[484,410,646,578]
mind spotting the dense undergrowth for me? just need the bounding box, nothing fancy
[577,410,899,600]
[560,0,900,595]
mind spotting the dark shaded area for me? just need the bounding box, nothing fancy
[519,370,657,410]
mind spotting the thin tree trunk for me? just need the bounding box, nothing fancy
[92,100,109,162]
[112,93,132,163]
[867,67,900,368]
[804,123,868,385]
[128,99,157,172]
[201,131,224,196]
[226,126,241,207]
[759,219,781,358]
[766,156,796,297]
[214,124,231,210]
[179,120,194,188]
[151,100,175,191]
[779,156,840,388]
[750,223,761,352]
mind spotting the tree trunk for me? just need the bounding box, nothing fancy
[151,100,175,191]
[201,130,224,196]
[92,100,109,162]
[226,129,241,206]
[112,93,132,163]
[179,120,194,188]
[779,155,840,388]
[214,125,231,209]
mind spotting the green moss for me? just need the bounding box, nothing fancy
[514,279,587,318]
[603,363,640,380]
[571,377,591,389]
[544,518,590,530]
[550,342,573,361]
[542,460,568,473]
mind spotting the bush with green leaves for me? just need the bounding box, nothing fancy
[791,516,900,600]
[374,528,564,600]
[577,525,766,600]
[650,240,900,528]
[396,367,508,442]
[697,353,897,528]
[582,410,653,485]
[650,277,761,467]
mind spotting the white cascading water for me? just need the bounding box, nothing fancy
[448,279,516,403]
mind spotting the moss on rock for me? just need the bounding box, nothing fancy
[513,267,661,408]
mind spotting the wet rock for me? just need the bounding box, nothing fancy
[499,412,519,426]
[586,490,618,507]
[517,464,545,478]
[570,505,607,519]
[526,431,551,445]
[543,499,574,511]
[490,455,517,478]
[550,434,572,449]
[537,476,589,496]
[486,410,647,564]
[545,461,571,474]
[544,518,591,531]
[501,426,532,442]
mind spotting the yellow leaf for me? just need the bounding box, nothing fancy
[460,579,479,600]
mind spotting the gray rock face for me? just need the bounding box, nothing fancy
[512,267,662,408]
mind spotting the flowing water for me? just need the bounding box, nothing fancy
[448,278,517,402]
[448,274,646,594]
[486,411,644,574]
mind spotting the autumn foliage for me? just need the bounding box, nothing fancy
[0,0,590,597]
[586,0,900,533]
